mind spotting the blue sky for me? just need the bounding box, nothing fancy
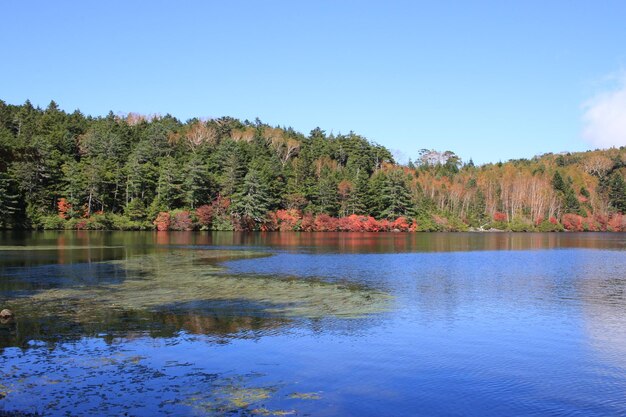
[2,1,626,164]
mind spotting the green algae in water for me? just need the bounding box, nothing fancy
[7,249,391,326]
[217,386,274,408]
[182,375,284,415]
[251,408,296,416]
[0,245,125,251]
[0,344,312,416]
[0,382,12,399]
[287,392,321,400]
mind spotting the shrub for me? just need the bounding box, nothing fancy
[39,215,66,230]
[508,217,534,232]
[607,213,625,232]
[211,214,234,231]
[446,216,469,232]
[414,215,441,232]
[154,212,171,231]
[300,212,315,231]
[363,216,382,232]
[314,214,338,231]
[562,213,583,231]
[108,213,147,230]
[195,205,214,229]
[391,217,410,232]
[275,209,301,231]
[493,212,507,222]
[84,213,111,230]
[170,210,193,231]
[537,219,564,232]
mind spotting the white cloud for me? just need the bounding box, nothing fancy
[582,76,626,149]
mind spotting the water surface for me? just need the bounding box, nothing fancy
[0,231,625,416]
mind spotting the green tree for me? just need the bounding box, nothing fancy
[0,172,19,227]
[367,171,388,218]
[552,170,581,214]
[184,155,213,209]
[125,198,147,221]
[156,156,185,209]
[380,170,414,219]
[608,171,626,212]
[231,168,270,224]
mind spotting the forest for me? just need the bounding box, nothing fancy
[0,99,625,232]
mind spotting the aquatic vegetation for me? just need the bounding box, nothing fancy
[0,382,12,399]
[216,386,274,408]
[0,342,315,416]
[287,392,321,400]
[0,245,125,251]
[113,250,391,318]
[251,408,296,416]
[4,250,391,339]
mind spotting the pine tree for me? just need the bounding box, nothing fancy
[0,172,18,227]
[156,156,185,209]
[380,170,414,219]
[231,169,270,223]
[347,169,368,215]
[608,171,626,213]
[315,173,339,216]
[184,155,212,209]
[552,170,581,214]
[367,171,388,218]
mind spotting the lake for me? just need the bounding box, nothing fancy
[1,231,625,416]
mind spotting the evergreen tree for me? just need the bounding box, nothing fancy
[380,170,414,219]
[347,169,368,215]
[552,170,581,214]
[314,171,339,216]
[183,155,213,209]
[217,142,246,196]
[125,198,147,221]
[231,168,270,224]
[552,171,566,192]
[367,171,388,218]
[608,171,626,213]
[0,172,18,227]
[156,156,185,209]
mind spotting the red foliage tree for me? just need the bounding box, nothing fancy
[364,216,382,232]
[378,219,391,231]
[75,220,88,230]
[562,213,583,231]
[170,211,193,231]
[57,198,72,219]
[300,212,315,231]
[154,212,171,231]
[275,209,301,231]
[195,205,214,228]
[211,195,231,215]
[314,214,339,231]
[581,216,598,231]
[493,212,507,222]
[262,212,279,231]
[593,213,608,231]
[339,215,361,232]
[607,213,625,231]
[391,217,410,231]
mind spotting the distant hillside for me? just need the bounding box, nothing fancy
[0,100,624,231]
